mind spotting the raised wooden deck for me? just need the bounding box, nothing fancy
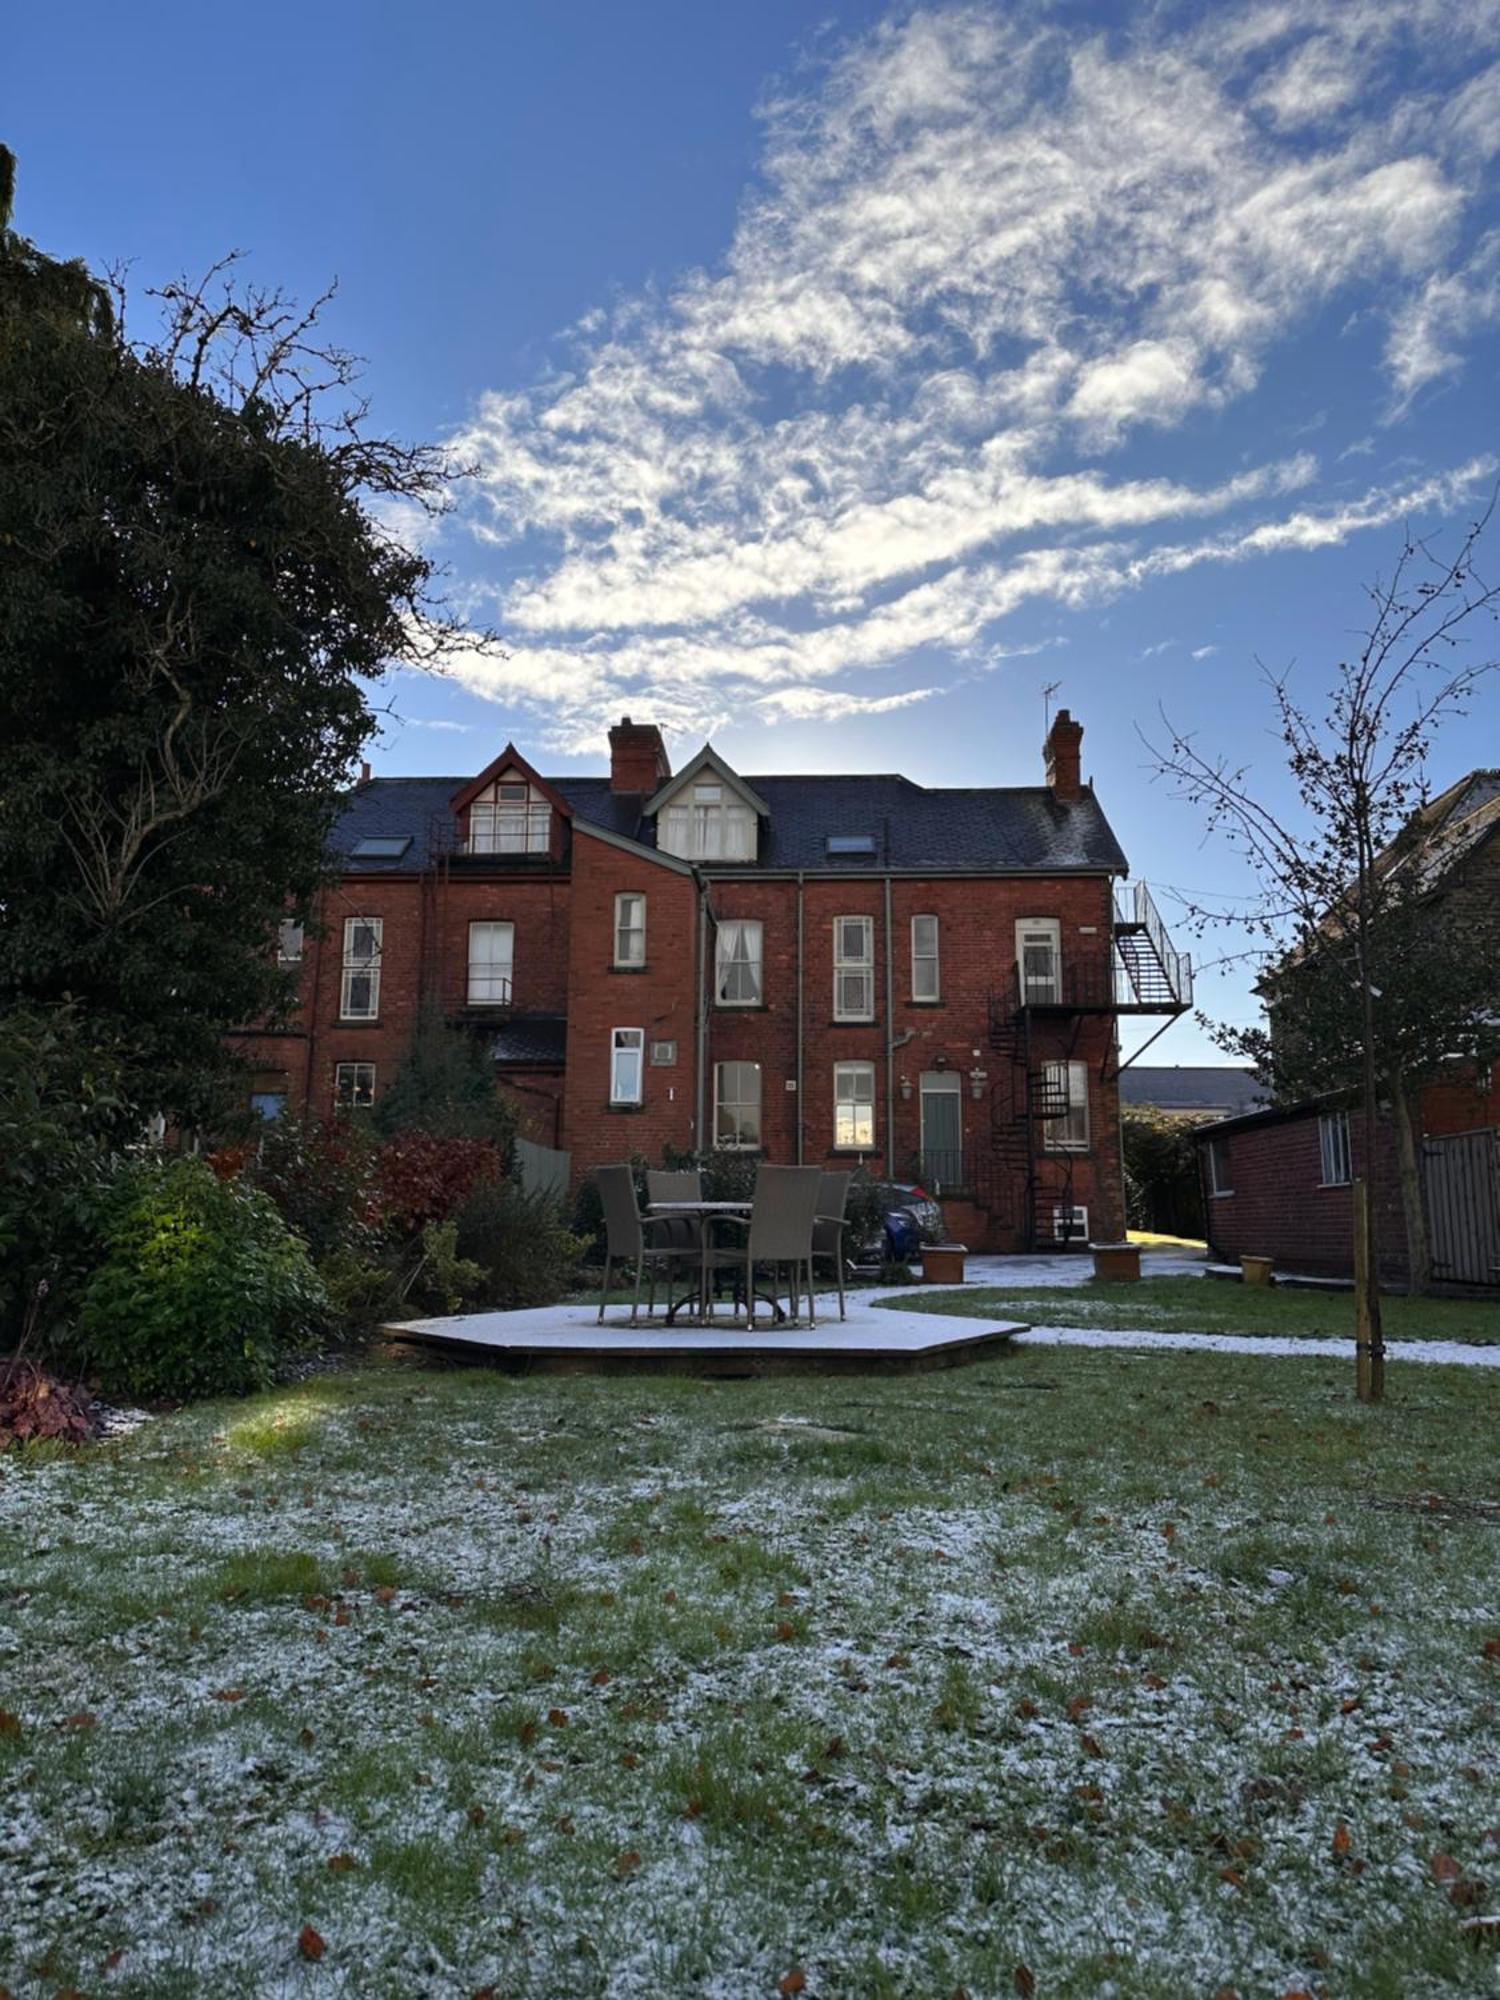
[382,1297,1026,1376]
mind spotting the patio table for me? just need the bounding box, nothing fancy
[646,1201,763,1324]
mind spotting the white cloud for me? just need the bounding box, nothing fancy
[1191,644,1219,660]
[445,1,1500,749]
[755,685,942,722]
[1385,231,1500,411]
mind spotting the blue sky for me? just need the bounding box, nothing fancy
[8,0,1500,1059]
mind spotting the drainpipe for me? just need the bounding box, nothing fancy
[796,871,806,1163]
[694,871,709,1155]
[883,873,895,1178]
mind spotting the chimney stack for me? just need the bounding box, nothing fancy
[359,758,372,785]
[608,716,672,794]
[1044,708,1084,803]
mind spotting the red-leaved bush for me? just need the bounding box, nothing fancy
[371,1132,503,1234]
[0,1359,100,1449]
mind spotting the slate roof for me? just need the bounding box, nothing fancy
[1119,1066,1266,1116]
[330,771,1128,876]
[491,1015,568,1068]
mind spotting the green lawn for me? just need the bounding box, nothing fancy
[4,1350,1500,1996]
[890,1274,1500,1344]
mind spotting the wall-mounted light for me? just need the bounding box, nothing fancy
[968,1067,988,1101]
[899,1074,913,1100]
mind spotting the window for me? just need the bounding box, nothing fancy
[659,780,756,861]
[826,834,876,856]
[834,916,875,1021]
[716,919,764,1005]
[334,1062,375,1112]
[1207,1136,1233,1197]
[714,1061,762,1148]
[466,776,551,854]
[340,917,382,1019]
[1319,1111,1352,1187]
[1043,1060,1089,1151]
[1016,919,1061,1005]
[610,1028,645,1105]
[834,1061,876,1149]
[468,920,514,1005]
[277,920,304,965]
[911,915,940,1001]
[351,836,412,861]
[614,894,646,967]
[250,1091,287,1121]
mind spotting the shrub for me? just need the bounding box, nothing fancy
[403,1220,486,1317]
[75,1157,328,1401]
[372,1008,519,1152]
[372,1131,503,1237]
[1121,1105,1207,1239]
[0,1003,138,1349]
[246,1112,380,1261]
[454,1181,589,1308]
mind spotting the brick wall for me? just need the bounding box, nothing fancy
[1200,1108,1408,1281]
[228,831,1129,1249]
[562,832,700,1176]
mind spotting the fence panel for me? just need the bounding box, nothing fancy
[1422,1128,1500,1286]
[515,1136,571,1202]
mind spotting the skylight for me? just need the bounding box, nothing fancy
[826,834,876,856]
[351,836,412,859]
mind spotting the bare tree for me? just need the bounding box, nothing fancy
[1146,506,1500,1401]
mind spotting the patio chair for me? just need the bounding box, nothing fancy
[594,1164,699,1324]
[705,1165,823,1328]
[812,1169,853,1322]
[645,1167,704,1257]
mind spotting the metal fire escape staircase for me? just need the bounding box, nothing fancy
[985,883,1194,1249]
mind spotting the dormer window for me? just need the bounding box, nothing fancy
[465,776,551,855]
[659,781,756,861]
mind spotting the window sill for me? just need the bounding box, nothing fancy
[1209,1189,1235,1200]
[1044,1145,1091,1156]
[716,1000,768,1011]
[610,963,650,974]
[909,998,944,1008]
[337,1018,383,1029]
[605,1101,644,1113]
[828,1018,877,1028]
[1317,1180,1351,1190]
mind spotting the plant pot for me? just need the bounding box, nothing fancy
[1240,1254,1275,1287]
[1090,1242,1141,1282]
[920,1244,968,1285]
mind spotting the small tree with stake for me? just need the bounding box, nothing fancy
[1147,508,1500,1402]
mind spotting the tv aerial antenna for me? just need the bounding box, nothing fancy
[1041,680,1063,731]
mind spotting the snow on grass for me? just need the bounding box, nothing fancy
[3,1350,1500,1996]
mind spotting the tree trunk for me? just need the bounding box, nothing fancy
[1388,1075,1431,1295]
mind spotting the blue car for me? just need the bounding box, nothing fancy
[858,1182,945,1266]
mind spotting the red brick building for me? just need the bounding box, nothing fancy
[234,711,1193,1250]
[1195,771,1500,1286]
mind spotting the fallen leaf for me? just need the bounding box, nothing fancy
[1066,1695,1092,1721]
[591,1669,611,1687]
[374,1585,395,1604]
[326,1852,356,1874]
[1433,1852,1464,1883]
[1333,1820,1351,1858]
[212,1688,244,1703]
[63,1711,96,1728]
[778,1972,807,1997]
[468,1804,487,1826]
[615,1848,642,1875]
[1483,1636,1500,1660]
[547,1708,569,1728]
[1219,1866,1246,1890]
[775,1621,796,1642]
[298,1924,326,1961]
[299,1726,316,1748]
[1014,1967,1036,1999]
[0,1710,19,1736]
[1080,1732,1104,1758]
